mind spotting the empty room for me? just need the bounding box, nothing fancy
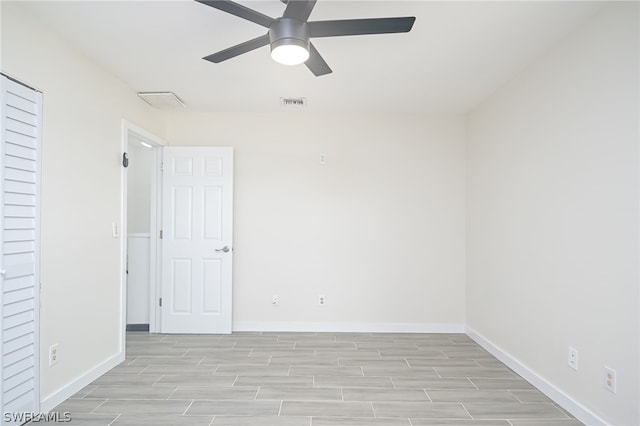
[0,1,638,425]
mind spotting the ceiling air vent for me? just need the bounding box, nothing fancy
[138,92,185,110]
[280,97,307,108]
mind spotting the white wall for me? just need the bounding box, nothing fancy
[1,3,164,405]
[126,235,150,325]
[126,140,154,234]
[164,112,467,330]
[466,3,639,425]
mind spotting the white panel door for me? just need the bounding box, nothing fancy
[161,147,233,334]
[0,75,41,423]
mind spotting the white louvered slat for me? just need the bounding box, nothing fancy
[2,288,34,306]
[5,118,36,139]
[3,218,36,230]
[5,143,36,161]
[3,230,36,243]
[6,83,37,103]
[2,253,35,267]
[0,264,33,280]
[3,194,36,208]
[3,368,33,395]
[3,333,34,356]
[3,391,31,416]
[1,276,33,293]
[4,206,36,219]
[4,156,36,173]
[2,344,33,369]
[2,355,33,379]
[2,75,40,420]
[3,242,35,256]
[3,378,33,406]
[3,333,34,357]
[5,106,36,128]
[3,180,35,195]
[5,94,36,116]
[2,299,34,319]
[2,322,33,344]
[2,311,33,330]
[5,131,36,150]
[4,169,36,185]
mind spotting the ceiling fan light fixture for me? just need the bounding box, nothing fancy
[271,41,309,65]
[197,0,416,76]
[269,18,310,66]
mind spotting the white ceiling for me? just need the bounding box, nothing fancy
[16,0,603,114]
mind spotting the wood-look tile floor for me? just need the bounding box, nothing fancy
[54,332,583,425]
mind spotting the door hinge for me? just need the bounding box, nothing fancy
[159,230,163,239]
[160,162,164,172]
[159,298,162,307]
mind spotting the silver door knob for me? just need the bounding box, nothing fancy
[0,269,5,276]
[215,246,230,253]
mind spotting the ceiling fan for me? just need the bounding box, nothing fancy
[196,0,416,76]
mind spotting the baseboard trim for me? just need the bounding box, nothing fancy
[40,351,125,413]
[466,327,608,426]
[233,321,465,333]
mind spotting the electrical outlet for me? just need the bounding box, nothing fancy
[319,153,326,165]
[604,366,617,393]
[49,344,58,366]
[568,347,578,370]
[318,295,326,305]
[272,295,279,306]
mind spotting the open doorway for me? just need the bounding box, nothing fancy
[126,136,156,331]
[120,121,164,344]
[119,123,234,338]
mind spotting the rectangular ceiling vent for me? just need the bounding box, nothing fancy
[138,92,185,110]
[280,97,307,108]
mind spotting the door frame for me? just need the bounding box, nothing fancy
[120,120,165,347]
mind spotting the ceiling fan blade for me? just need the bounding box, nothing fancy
[309,17,416,38]
[305,43,332,76]
[203,34,270,63]
[196,0,274,28]
[283,0,317,22]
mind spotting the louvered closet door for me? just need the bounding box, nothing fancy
[0,75,41,422]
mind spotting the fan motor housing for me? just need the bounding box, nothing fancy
[269,18,310,51]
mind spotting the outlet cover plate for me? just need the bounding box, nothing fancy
[49,344,59,366]
[604,366,617,393]
[568,347,578,370]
